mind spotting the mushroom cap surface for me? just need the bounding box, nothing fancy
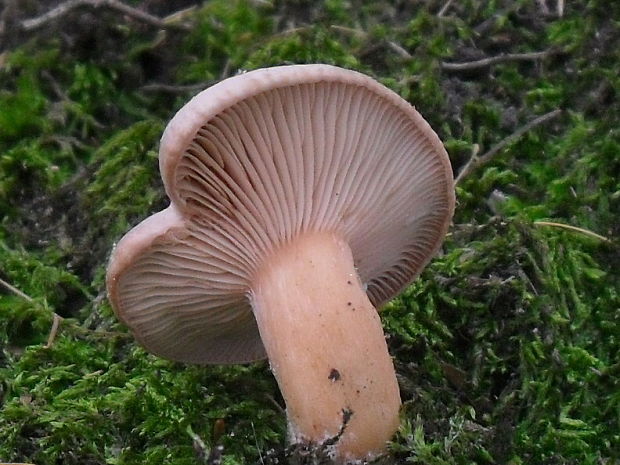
[106,64,455,364]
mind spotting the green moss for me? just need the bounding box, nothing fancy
[84,120,164,239]
[244,28,361,70]
[384,220,619,463]
[0,334,281,464]
[178,0,273,82]
[1,0,619,463]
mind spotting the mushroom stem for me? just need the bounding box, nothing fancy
[250,232,401,462]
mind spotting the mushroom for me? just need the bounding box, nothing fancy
[106,64,454,462]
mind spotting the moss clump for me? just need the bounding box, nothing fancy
[384,219,618,464]
[1,0,618,464]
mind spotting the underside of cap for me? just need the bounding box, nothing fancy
[108,64,454,364]
[106,206,265,363]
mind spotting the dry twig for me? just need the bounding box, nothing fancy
[162,5,197,25]
[140,81,214,94]
[442,50,556,72]
[251,422,265,465]
[264,393,286,414]
[0,275,65,347]
[437,0,455,17]
[329,24,411,59]
[20,0,186,32]
[557,0,565,17]
[1,273,128,343]
[534,221,612,243]
[0,463,37,465]
[387,40,412,59]
[0,276,34,302]
[45,313,64,348]
[455,109,562,185]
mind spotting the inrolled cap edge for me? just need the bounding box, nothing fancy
[106,205,264,364]
[106,205,187,324]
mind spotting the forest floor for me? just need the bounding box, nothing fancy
[0,0,618,464]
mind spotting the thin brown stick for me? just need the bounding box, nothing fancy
[437,0,455,17]
[455,109,562,185]
[454,144,479,186]
[162,5,197,25]
[387,41,412,59]
[0,275,67,347]
[140,81,214,94]
[264,393,286,415]
[442,50,555,72]
[20,0,185,32]
[41,70,69,100]
[251,421,265,465]
[329,25,411,59]
[534,221,612,243]
[1,274,129,341]
[329,24,366,38]
[0,276,34,302]
[557,0,565,17]
[454,155,477,186]
[219,58,231,80]
[45,313,64,348]
[272,25,312,39]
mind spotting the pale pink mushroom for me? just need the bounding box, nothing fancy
[106,64,454,462]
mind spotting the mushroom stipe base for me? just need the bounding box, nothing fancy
[250,232,401,462]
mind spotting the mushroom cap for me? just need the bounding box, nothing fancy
[106,64,455,364]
